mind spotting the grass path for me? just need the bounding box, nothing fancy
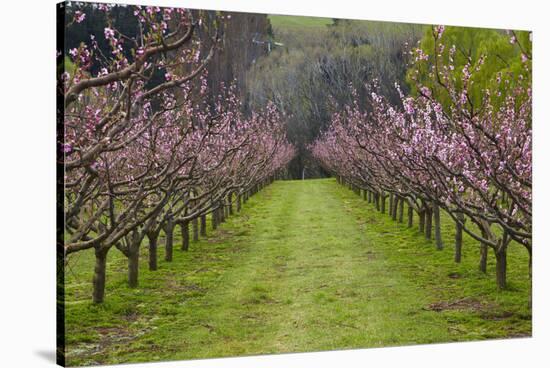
[65,179,531,366]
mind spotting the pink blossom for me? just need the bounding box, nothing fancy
[403,98,415,114]
[420,86,432,98]
[74,10,86,23]
[435,25,445,39]
[104,27,115,40]
[61,143,72,153]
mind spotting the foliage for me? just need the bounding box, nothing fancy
[268,15,332,32]
[407,26,531,111]
[248,19,423,178]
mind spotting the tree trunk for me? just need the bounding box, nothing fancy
[389,193,394,217]
[148,234,158,271]
[220,204,225,223]
[200,214,207,236]
[164,222,174,262]
[407,205,413,228]
[363,189,367,201]
[433,203,443,250]
[212,208,218,230]
[479,228,488,273]
[425,206,432,240]
[181,220,190,251]
[228,193,233,215]
[375,193,380,211]
[495,247,507,290]
[418,209,425,233]
[395,197,400,219]
[128,247,139,288]
[237,193,242,212]
[381,193,386,214]
[480,243,488,273]
[398,197,404,223]
[454,213,463,263]
[92,247,109,304]
[192,218,199,242]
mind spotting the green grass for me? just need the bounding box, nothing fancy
[64,178,531,366]
[268,15,333,32]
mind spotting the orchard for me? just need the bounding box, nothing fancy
[60,5,294,303]
[58,3,532,365]
[312,26,531,291]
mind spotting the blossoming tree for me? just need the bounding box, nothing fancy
[60,4,294,303]
[312,26,531,290]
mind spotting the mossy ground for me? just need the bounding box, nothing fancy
[64,178,531,366]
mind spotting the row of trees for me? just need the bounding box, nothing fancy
[59,3,294,303]
[311,26,531,290]
[248,19,423,178]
